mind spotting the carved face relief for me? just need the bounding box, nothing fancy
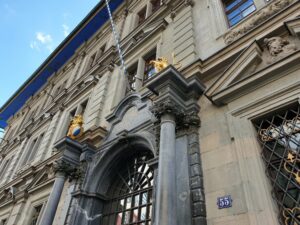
[264,36,297,63]
[264,37,287,56]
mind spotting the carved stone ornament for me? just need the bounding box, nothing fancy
[224,0,295,44]
[176,110,201,134]
[53,160,82,181]
[264,36,297,63]
[150,99,184,119]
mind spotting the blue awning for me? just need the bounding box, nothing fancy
[0,0,124,129]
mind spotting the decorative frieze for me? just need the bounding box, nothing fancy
[224,0,295,44]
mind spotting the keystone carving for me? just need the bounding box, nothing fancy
[264,36,297,63]
[224,0,295,44]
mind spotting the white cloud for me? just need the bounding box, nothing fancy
[62,24,70,37]
[30,32,54,53]
[36,32,52,44]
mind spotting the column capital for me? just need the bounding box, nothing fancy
[53,160,81,180]
[150,98,184,119]
[146,65,205,126]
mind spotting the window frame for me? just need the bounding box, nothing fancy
[222,0,256,27]
[254,105,300,225]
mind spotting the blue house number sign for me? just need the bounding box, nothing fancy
[217,195,233,209]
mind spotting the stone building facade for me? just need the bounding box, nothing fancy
[0,0,299,225]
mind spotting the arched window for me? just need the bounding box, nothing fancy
[102,152,154,225]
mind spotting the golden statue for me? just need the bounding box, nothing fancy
[67,115,84,139]
[149,57,169,73]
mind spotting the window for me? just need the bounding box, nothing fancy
[53,79,67,97]
[102,152,154,225]
[30,205,43,225]
[1,219,7,225]
[0,159,10,181]
[254,105,300,225]
[127,63,138,91]
[20,133,44,167]
[0,156,14,184]
[97,44,106,59]
[86,53,97,71]
[223,0,256,27]
[151,0,162,14]
[143,50,156,82]
[137,7,147,26]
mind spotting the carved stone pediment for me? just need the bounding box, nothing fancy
[206,37,300,105]
[25,165,55,191]
[285,16,300,38]
[105,94,154,142]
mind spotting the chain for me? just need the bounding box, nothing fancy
[105,0,131,92]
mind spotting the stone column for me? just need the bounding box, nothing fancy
[151,100,183,225]
[39,137,83,225]
[39,169,66,225]
[146,66,206,225]
[156,113,177,225]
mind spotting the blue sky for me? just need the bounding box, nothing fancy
[0,0,100,107]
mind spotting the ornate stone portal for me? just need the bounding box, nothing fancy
[46,66,206,225]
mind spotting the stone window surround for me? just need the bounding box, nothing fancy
[225,85,300,225]
[210,0,266,38]
[26,198,48,225]
[126,45,158,91]
[0,218,7,225]
[0,153,15,185]
[17,131,45,169]
[132,0,163,29]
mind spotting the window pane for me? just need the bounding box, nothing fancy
[224,0,255,27]
[242,5,255,17]
[140,207,147,220]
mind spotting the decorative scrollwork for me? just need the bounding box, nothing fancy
[284,151,300,185]
[259,116,300,141]
[283,207,300,225]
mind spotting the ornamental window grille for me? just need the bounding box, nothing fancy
[254,105,300,225]
[223,0,256,27]
[102,152,154,225]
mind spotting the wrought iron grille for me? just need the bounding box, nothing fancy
[102,153,154,225]
[254,105,300,225]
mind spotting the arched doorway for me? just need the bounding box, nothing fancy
[101,150,154,225]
